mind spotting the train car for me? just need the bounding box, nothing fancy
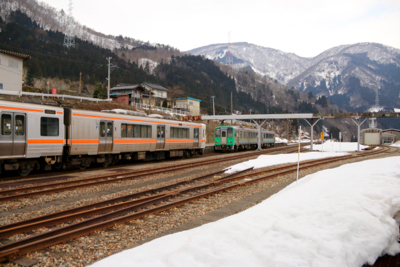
[63,108,206,169]
[0,101,206,176]
[214,126,275,152]
[0,100,64,175]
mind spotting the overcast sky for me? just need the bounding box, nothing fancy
[39,0,400,58]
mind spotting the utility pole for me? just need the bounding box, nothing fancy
[79,72,82,93]
[107,57,111,99]
[211,96,215,115]
[231,92,233,114]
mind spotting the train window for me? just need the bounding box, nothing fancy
[15,115,24,136]
[107,122,112,137]
[44,110,56,115]
[121,124,127,137]
[127,125,133,137]
[141,126,147,138]
[134,125,141,138]
[157,126,164,138]
[171,127,188,138]
[41,117,59,136]
[147,126,152,138]
[138,125,152,138]
[215,128,221,137]
[100,122,106,137]
[1,114,11,135]
[222,131,226,138]
[227,128,233,137]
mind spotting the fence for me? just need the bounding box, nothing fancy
[0,90,113,103]
[133,102,192,116]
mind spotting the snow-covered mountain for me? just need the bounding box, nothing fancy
[188,42,312,84]
[0,0,172,52]
[187,42,400,111]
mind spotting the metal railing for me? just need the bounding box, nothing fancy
[0,90,113,103]
[133,102,192,116]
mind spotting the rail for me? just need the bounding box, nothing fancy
[0,90,112,103]
[0,146,390,263]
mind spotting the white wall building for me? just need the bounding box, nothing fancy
[0,49,30,92]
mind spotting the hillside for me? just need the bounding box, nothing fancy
[0,5,370,139]
[0,11,279,115]
[188,42,400,113]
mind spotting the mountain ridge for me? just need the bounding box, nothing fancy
[187,42,400,112]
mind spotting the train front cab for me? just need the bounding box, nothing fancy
[215,126,235,152]
[0,101,64,176]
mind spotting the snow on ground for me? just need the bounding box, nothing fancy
[275,137,288,143]
[224,151,347,174]
[90,153,400,267]
[391,141,400,148]
[305,140,369,152]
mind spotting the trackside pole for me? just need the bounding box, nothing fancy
[303,119,320,151]
[252,119,266,151]
[297,126,301,182]
[351,118,367,152]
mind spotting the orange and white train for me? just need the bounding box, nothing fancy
[0,100,206,176]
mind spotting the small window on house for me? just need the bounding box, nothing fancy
[8,60,18,69]
[189,101,193,106]
[0,83,3,90]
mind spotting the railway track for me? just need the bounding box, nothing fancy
[0,145,393,263]
[0,145,300,202]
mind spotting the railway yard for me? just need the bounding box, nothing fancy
[0,144,399,266]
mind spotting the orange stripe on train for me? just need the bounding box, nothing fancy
[165,140,194,143]
[28,139,64,144]
[114,140,157,144]
[0,106,43,113]
[71,140,100,144]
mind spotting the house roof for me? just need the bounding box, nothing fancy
[0,49,31,61]
[110,84,140,91]
[382,128,400,133]
[141,82,168,91]
[174,97,201,102]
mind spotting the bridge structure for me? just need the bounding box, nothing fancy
[199,112,400,151]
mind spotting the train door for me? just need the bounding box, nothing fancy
[193,128,199,148]
[221,128,227,145]
[0,112,26,157]
[99,120,113,153]
[156,125,165,150]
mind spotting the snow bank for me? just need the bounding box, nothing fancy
[305,140,369,152]
[90,156,400,267]
[224,151,347,174]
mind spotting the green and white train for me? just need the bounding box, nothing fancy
[214,126,275,152]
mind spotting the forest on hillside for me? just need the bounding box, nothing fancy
[0,11,273,114]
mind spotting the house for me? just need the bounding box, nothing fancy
[0,49,30,92]
[140,82,168,106]
[174,97,201,115]
[110,82,169,107]
[382,129,400,143]
[109,84,146,106]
